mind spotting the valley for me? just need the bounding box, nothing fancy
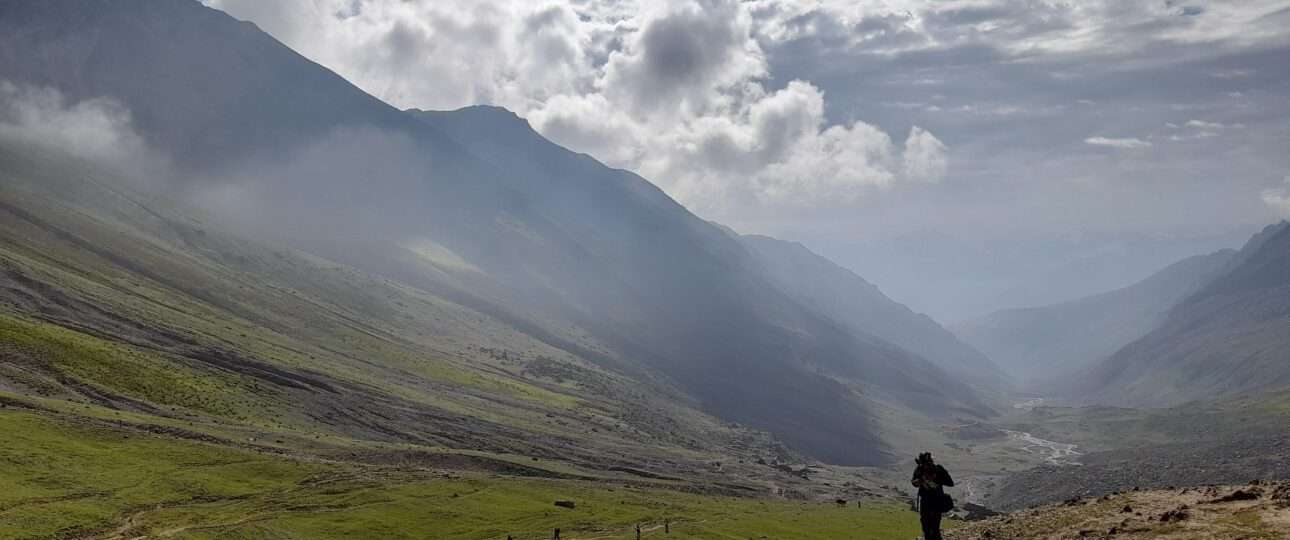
[1,1,1288,539]
[1000,430,1082,467]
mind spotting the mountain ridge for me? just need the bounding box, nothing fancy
[735,232,1009,390]
[956,249,1235,384]
[0,0,993,465]
[1074,221,1290,406]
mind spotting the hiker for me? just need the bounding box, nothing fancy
[911,452,954,540]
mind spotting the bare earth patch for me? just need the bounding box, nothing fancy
[948,481,1290,539]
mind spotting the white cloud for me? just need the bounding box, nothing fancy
[1264,175,1290,217]
[1263,188,1290,216]
[0,82,169,184]
[181,0,1290,320]
[903,126,948,182]
[0,82,146,163]
[1185,119,1243,130]
[203,0,951,222]
[1084,136,1152,149]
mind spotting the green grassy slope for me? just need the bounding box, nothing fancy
[0,141,742,468]
[0,406,923,540]
[0,143,935,536]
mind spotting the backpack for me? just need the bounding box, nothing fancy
[936,492,956,513]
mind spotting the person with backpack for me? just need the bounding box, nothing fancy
[911,452,955,540]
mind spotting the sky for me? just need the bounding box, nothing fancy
[202,0,1290,320]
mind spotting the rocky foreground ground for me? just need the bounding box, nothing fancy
[947,481,1290,539]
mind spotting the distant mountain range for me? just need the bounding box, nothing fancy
[956,250,1234,384]
[0,0,993,465]
[959,219,1290,407]
[735,233,1008,390]
[1077,221,1290,406]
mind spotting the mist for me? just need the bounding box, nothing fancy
[3,4,1290,537]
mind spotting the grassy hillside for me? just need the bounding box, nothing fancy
[0,0,996,466]
[0,404,924,540]
[0,142,944,536]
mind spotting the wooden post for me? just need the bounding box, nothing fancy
[636,523,642,540]
[553,528,561,540]
[665,519,670,534]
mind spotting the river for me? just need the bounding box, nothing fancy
[1002,429,1082,466]
[1002,397,1083,465]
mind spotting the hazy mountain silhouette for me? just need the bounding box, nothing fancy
[956,250,1234,384]
[1075,222,1290,406]
[0,0,991,464]
[735,233,1009,389]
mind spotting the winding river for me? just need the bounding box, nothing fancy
[1001,429,1082,466]
[961,399,1083,504]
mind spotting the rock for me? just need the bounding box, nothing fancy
[1205,488,1262,503]
[960,502,1001,521]
[554,500,576,509]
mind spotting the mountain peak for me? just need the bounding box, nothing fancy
[409,104,532,129]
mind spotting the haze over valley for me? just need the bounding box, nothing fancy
[1,1,1288,538]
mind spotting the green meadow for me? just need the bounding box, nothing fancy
[0,409,922,540]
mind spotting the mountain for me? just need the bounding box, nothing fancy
[1076,222,1290,406]
[0,0,990,466]
[734,233,1009,388]
[955,250,1234,384]
[4,134,967,535]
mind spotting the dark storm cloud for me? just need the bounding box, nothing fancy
[604,0,753,113]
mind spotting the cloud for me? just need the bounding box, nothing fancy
[1184,119,1243,130]
[0,82,147,163]
[1262,189,1290,216]
[903,127,948,182]
[627,79,946,213]
[1084,136,1152,149]
[202,0,952,222]
[198,0,1290,319]
[1263,175,1290,217]
[0,81,168,183]
[600,0,763,117]
[194,126,435,244]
